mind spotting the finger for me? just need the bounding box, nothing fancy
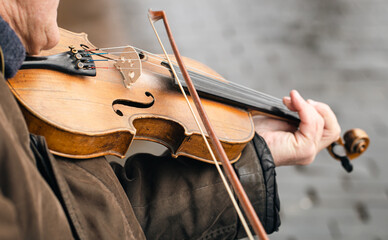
[283,96,297,112]
[308,100,341,149]
[308,100,339,132]
[290,90,313,122]
[290,90,324,141]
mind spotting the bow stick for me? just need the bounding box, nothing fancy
[148,10,269,240]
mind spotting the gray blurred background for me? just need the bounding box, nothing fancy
[58,1,387,239]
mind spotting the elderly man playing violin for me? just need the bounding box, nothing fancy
[0,0,340,239]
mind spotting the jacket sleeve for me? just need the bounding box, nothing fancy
[234,133,280,238]
[111,133,280,239]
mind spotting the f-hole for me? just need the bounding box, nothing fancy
[112,91,155,116]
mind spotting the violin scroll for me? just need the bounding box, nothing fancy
[327,128,369,172]
[344,128,370,157]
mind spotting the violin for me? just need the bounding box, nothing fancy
[7,14,369,238]
[8,28,368,168]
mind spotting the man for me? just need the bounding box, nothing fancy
[0,0,340,239]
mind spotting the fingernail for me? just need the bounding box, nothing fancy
[292,90,302,100]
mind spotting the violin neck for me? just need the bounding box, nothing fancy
[172,66,300,123]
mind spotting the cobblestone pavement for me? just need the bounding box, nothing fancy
[59,1,388,239]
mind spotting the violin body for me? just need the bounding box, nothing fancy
[8,28,254,163]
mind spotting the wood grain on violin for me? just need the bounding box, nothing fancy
[8,28,256,163]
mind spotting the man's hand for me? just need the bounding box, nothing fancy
[0,0,60,55]
[254,90,341,166]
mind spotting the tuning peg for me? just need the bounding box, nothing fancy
[327,128,369,172]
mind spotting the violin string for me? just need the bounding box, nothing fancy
[91,67,142,70]
[90,52,169,71]
[88,59,141,62]
[90,47,272,102]
[91,47,261,99]
[188,71,286,109]
[90,47,286,110]
[148,14,255,240]
[90,45,228,82]
[122,50,280,105]
[90,47,264,106]
[93,59,167,71]
[90,66,116,70]
[132,46,230,82]
[89,59,115,62]
[90,51,139,55]
[85,45,132,51]
[92,65,173,83]
[168,65,287,110]
[92,58,287,114]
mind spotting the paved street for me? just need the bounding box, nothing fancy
[58,1,388,239]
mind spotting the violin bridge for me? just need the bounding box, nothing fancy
[114,46,142,88]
